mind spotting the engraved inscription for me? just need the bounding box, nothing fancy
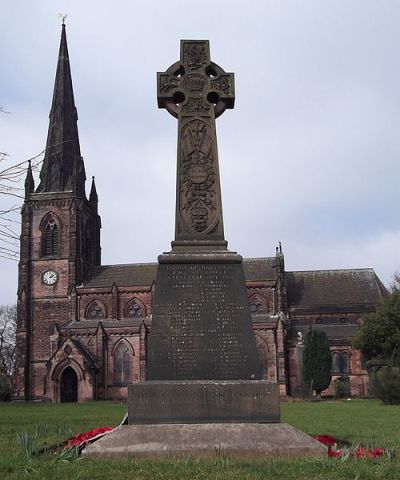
[150,264,259,380]
[128,382,281,424]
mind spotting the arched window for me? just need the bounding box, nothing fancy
[331,352,341,374]
[114,342,132,385]
[341,352,350,374]
[248,294,269,314]
[85,300,107,319]
[125,298,146,318]
[332,351,351,374]
[43,219,59,256]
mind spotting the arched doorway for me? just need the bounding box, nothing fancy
[60,366,78,402]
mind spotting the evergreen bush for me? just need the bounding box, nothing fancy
[302,329,332,398]
[371,365,400,405]
[334,375,350,399]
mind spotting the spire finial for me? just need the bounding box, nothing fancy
[24,159,35,196]
[89,176,98,204]
[58,13,67,25]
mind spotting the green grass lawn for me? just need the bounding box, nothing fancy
[0,399,399,479]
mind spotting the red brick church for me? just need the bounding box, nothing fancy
[13,25,387,402]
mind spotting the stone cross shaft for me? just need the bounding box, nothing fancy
[157,40,235,244]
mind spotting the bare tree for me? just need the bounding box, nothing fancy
[0,305,17,376]
[1,106,44,260]
[0,150,44,261]
[390,271,400,293]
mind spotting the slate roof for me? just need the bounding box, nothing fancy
[242,257,276,281]
[289,324,360,345]
[84,258,276,288]
[84,263,158,288]
[286,268,387,313]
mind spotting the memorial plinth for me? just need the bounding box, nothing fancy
[128,381,280,424]
[147,257,262,381]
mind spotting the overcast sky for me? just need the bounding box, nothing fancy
[1,1,399,305]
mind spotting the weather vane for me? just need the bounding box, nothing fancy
[58,13,67,24]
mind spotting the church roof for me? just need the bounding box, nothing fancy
[242,257,276,281]
[286,268,387,313]
[84,263,158,288]
[84,257,277,288]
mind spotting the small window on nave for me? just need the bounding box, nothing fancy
[331,352,341,374]
[331,351,351,374]
[125,298,146,318]
[86,301,106,319]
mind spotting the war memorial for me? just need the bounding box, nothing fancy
[14,23,386,408]
[83,40,326,458]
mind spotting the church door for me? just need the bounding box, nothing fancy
[60,367,78,402]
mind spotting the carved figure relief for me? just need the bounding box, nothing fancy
[159,74,179,94]
[212,75,233,95]
[180,119,217,233]
[183,43,207,70]
[182,98,210,116]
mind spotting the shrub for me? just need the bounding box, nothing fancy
[334,375,350,399]
[371,365,400,405]
[0,374,11,401]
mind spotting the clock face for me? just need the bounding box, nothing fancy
[42,270,58,286]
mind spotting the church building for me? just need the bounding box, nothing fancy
[13,25,387,402]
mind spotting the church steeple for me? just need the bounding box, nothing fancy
[36,23,86,196]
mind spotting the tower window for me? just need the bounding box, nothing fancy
[43,220,59,256]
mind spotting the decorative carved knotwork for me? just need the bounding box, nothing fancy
[157,40,235,241]
[86,301,106,319]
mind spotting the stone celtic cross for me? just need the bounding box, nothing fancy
[157,40,235,244]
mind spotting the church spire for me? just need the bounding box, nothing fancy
[36,23,86,196]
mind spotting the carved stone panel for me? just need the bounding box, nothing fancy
[179,119,218,234]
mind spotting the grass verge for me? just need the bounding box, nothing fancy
[0,399,399,479]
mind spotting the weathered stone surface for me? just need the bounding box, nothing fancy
[157,40,234,243]
[128,381,280,424]
[82,423,327,459]
[147,260,262,381]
